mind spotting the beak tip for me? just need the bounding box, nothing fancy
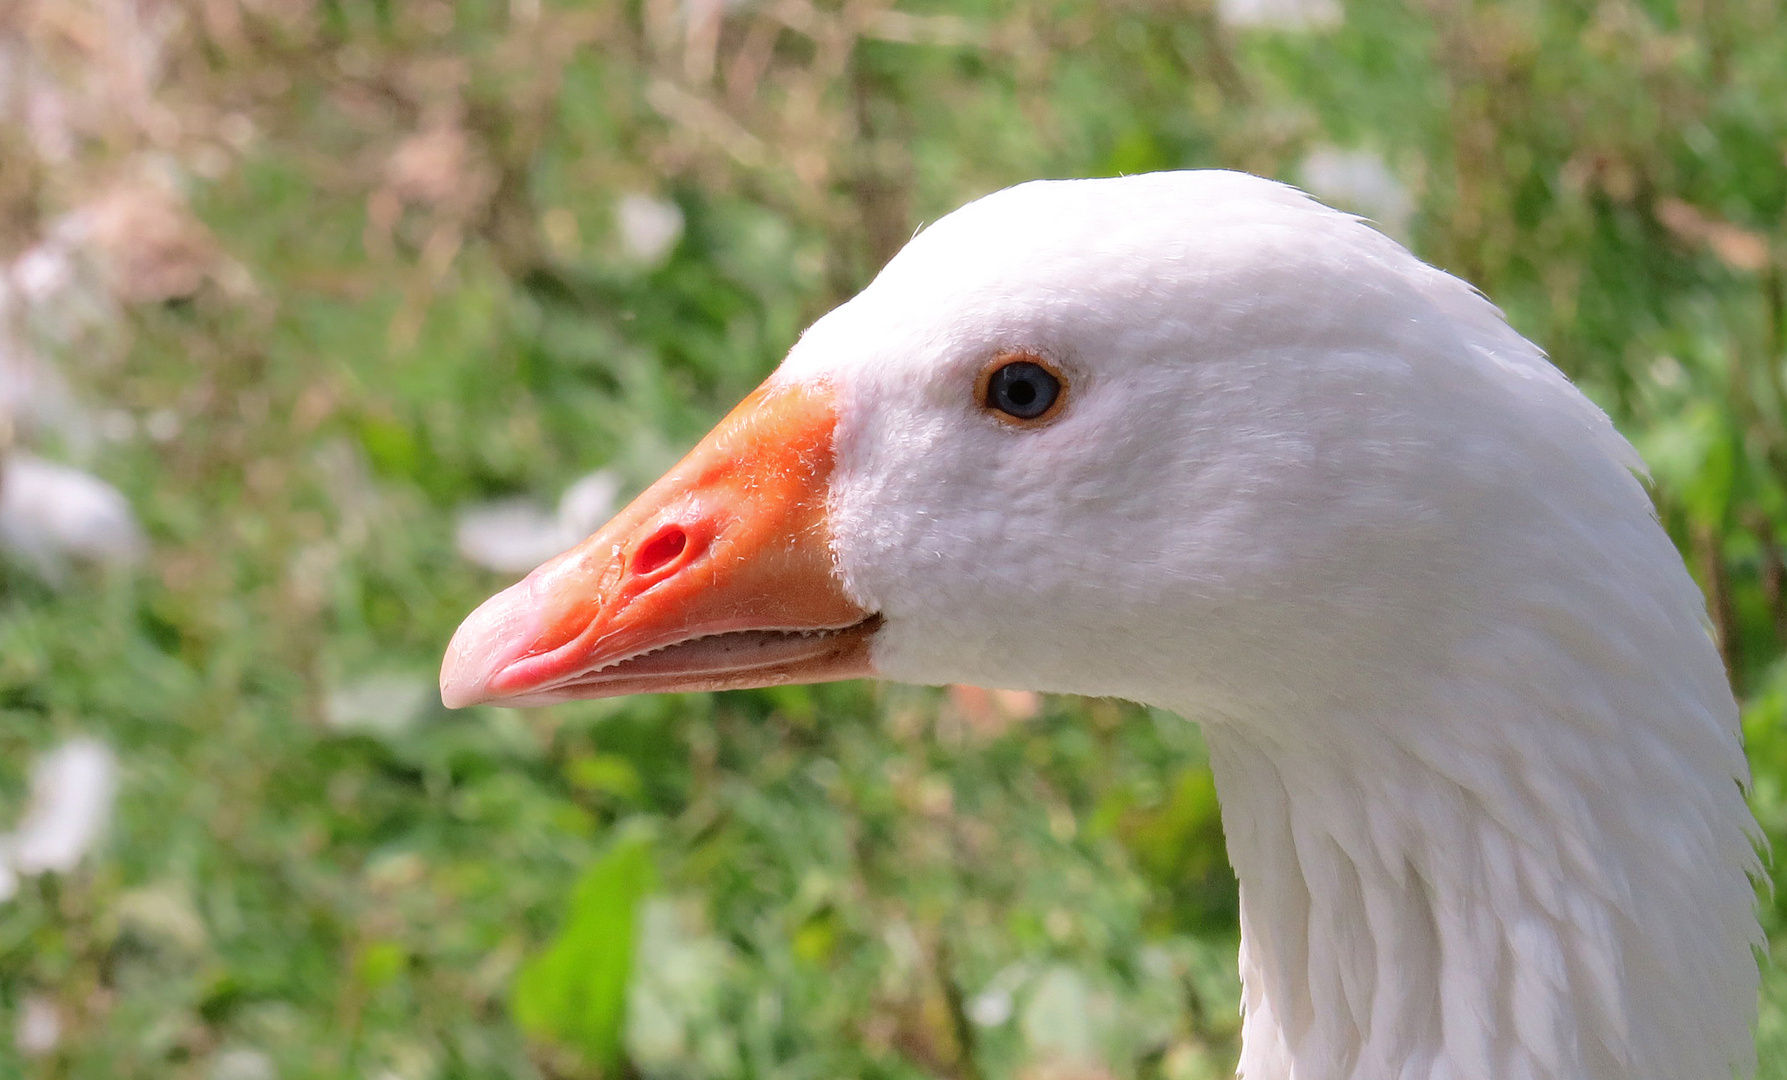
[439,581,543,710]
[439,628,493,709]
[438,676,481,711]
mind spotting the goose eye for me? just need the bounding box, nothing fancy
[979,356,1066,424]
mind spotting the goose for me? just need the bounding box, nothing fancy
[439,170,1762,1080]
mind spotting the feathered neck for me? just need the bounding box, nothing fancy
[1188,603,1759,1080]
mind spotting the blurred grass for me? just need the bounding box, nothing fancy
[2,0,1786,1078]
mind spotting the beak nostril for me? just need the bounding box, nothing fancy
[633,526,690,577]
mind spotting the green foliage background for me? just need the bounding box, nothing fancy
[3,0,1787,1077]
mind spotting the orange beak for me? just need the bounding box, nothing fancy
[439,379,878,708]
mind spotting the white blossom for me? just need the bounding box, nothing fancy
[14,995,60,1058]
[0,259,99,454]
[210,1047,277,1080]
[0,453,145,582]
[1218,0,1342,30]
[968,986,1014,1027]
[325,673,433,738]
[616,194,685,267]
[556,469,623,537]
[455,469,620,574]
[454,500,571,575]
[12,738,118,876]
[1299,145,1413,237]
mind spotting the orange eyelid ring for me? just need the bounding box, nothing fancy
[439,378,879,708]
[974,350,1071,427]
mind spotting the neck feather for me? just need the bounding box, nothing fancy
[1194,626,1759,1080]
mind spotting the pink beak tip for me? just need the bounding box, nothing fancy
[440,581,545,709]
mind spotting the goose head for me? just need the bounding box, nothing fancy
[442,171,1539,715]
[441,171,1760,1080]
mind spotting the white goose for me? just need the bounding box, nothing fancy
[441,170,1761,1080]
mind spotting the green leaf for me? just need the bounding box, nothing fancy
[1632,400,1741,529]
[512,829,657,1075]
[1104,127,1171,177]
[357,413,422,481]
[354,940,407,990]
[567,753,645,802]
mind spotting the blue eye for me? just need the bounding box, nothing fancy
[982,358,1064,423]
